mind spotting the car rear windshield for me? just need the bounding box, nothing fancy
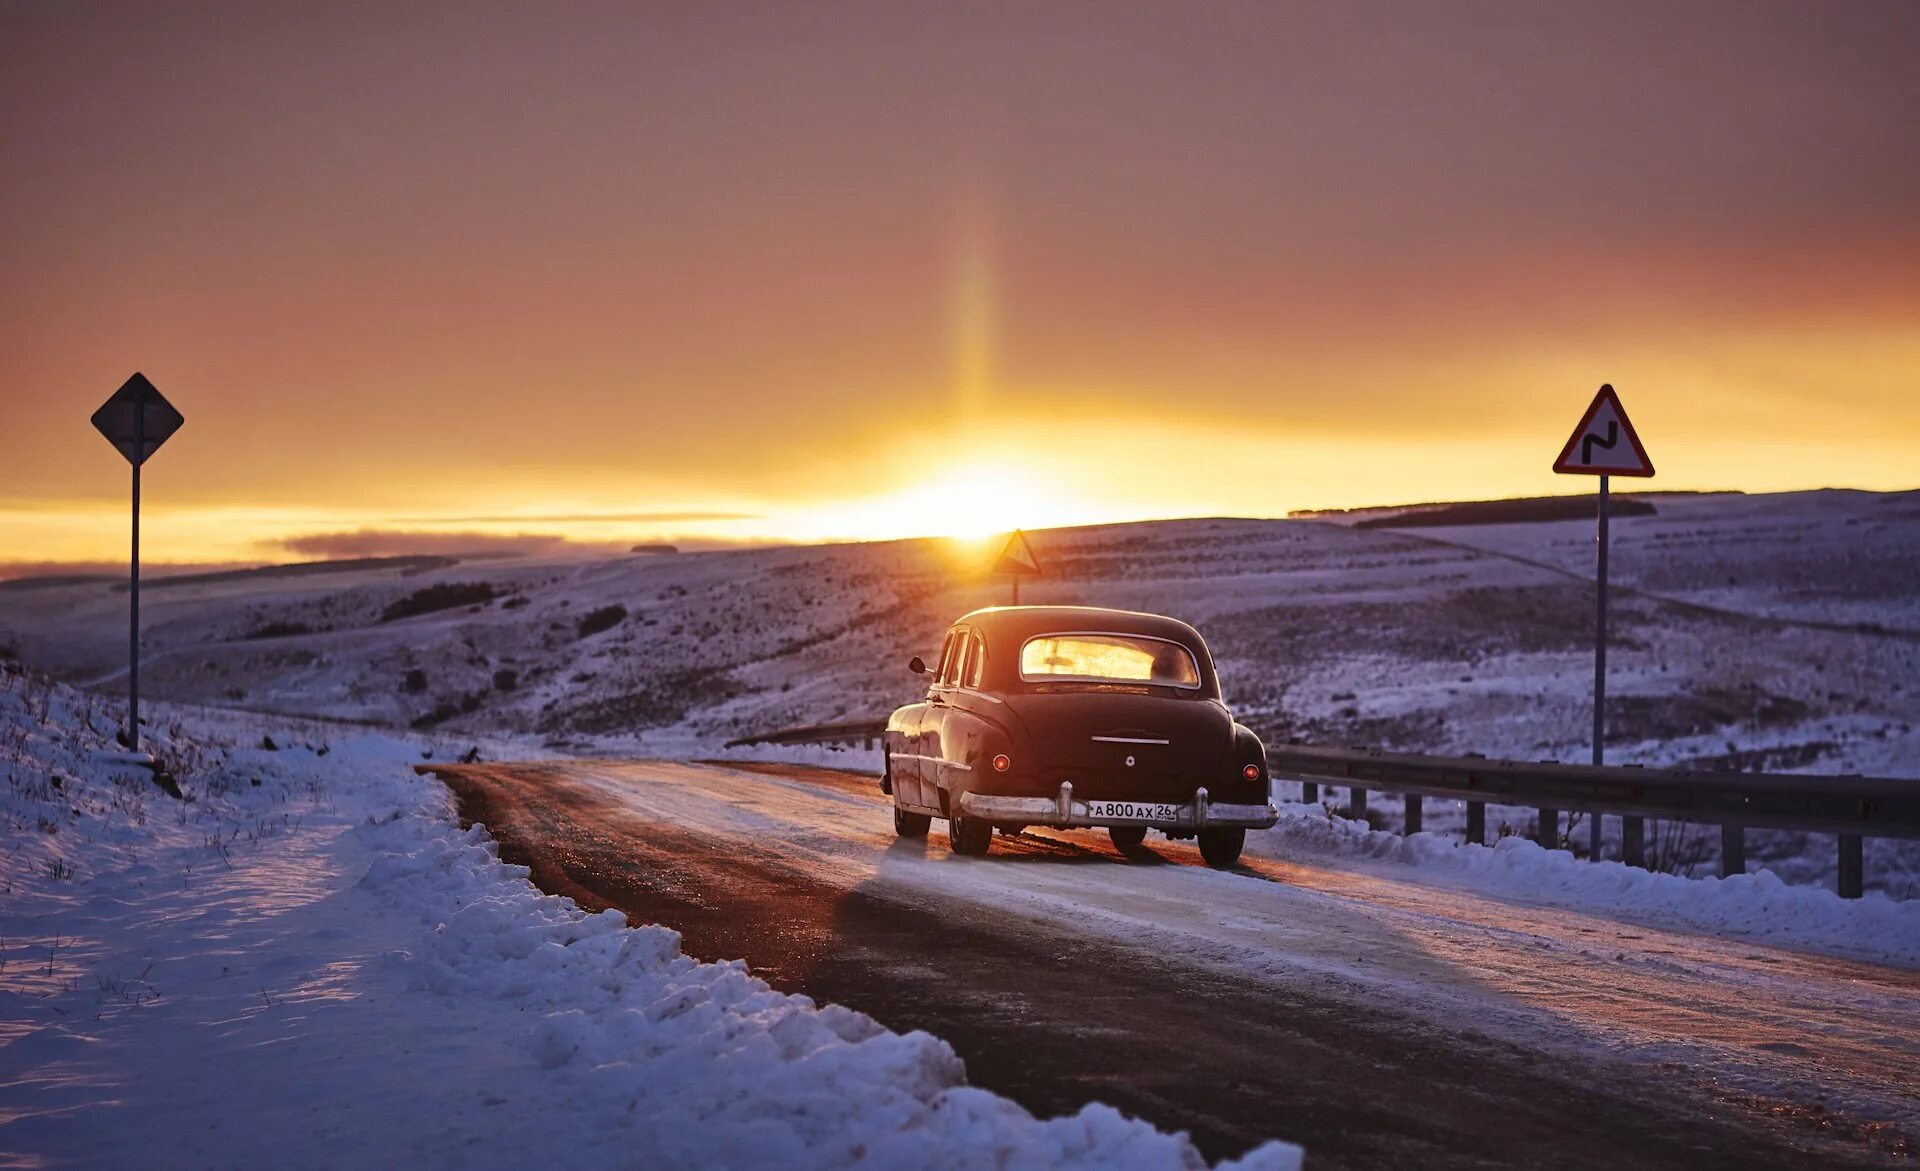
[1018,633,1201,689]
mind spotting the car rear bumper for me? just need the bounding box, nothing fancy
[957,782,1277,830]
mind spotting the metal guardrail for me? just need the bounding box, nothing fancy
[723,719,1919,899]
[723,718,887,750]
[1266,743,1920,899]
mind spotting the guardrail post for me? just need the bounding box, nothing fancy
[1622,816,1644,868]
[1349,786,1367,820]
[1301,780,1318,805]
[1465,801,1484,846]
[1536,807,1558,849]
[1838,835,1863,899]
[1404,793,1422,835]
[1719,823,1745,878]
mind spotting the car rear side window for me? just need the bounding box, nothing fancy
[1019,633,1201,689]
[965,634,986,688]
[953,635,979,687]
[939,631,974,687]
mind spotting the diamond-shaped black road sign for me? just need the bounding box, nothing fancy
[91,373,184,466]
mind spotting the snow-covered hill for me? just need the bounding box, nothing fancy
[2,488,1916,890]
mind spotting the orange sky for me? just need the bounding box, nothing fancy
[3,2,1917,573]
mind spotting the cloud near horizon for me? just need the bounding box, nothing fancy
[384,511,759,526]
[274,530,591,560]
[273,528,775,560]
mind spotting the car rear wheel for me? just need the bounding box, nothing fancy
[949,814,993,856]
[1198,827,1245,869]
[893,806,930,838]
[1108,826,1148,850]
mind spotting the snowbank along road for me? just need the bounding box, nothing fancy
[1,674,1301,1170]
[430,757,1920,1171]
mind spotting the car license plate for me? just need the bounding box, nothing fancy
[1087,800,1179,822]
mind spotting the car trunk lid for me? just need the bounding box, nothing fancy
[1001,690,1231,798]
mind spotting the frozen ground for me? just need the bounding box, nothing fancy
[1411,488,1920,632]
[2,487,1914,894]
[0,666,1298,1169]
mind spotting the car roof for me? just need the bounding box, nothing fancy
[951,605,1208,650]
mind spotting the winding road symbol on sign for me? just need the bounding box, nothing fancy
[1582,421,1618,465]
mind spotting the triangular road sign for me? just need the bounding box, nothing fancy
[992,529,1041,577]
[91,373,185,467]
[1553,384,1653,477]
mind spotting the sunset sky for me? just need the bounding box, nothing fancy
[3,2,1917,574]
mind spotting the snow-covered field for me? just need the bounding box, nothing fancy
[3,487,1914,894]
[0,666,1298,1169]
[1414,488,1920,632]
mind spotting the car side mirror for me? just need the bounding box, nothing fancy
[909,656,928,675]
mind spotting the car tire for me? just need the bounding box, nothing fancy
[949,814,993,856]
[1108,826,1148,850]
[893,806,931,838]
[1198,827,1245,869]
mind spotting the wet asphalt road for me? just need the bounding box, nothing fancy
[427,759,1913,1171]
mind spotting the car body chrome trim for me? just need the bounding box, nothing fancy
[1090,735,1171,745]
[957,791,1277,830]
[890,752,973,771]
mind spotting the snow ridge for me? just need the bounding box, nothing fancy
[1256,804,1920,967]
[356,781,1301,1169]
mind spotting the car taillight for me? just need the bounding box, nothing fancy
[992,754,1011,773]
[1242,763,1261,781]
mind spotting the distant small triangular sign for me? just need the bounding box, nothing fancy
[1553,384,1653,477]
[993,529,1041,577]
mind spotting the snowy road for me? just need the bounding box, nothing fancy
[430,759,1920,1170]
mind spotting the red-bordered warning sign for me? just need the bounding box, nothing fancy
[1553,384,1654,477]
[992,529,1041,577]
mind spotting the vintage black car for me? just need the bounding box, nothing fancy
[883,605,1276,868]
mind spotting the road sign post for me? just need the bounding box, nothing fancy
[90,373,184,753]
[132,402,141,752]
[1592,473,1608,859]
[992,529,1041,604]
[1553,383,1653,861]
